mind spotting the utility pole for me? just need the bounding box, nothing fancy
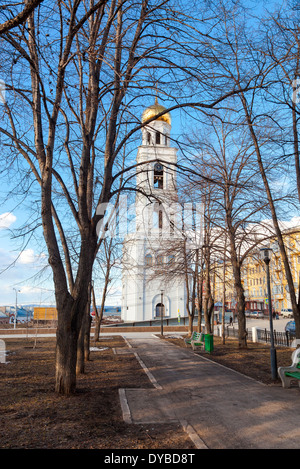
[160,290,164,336]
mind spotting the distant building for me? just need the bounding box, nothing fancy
[0,311,9,324]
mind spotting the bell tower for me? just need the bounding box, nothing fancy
[121,99,187,323]
[135,99,177,236]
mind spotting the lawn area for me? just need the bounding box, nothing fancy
[0,335,194,449]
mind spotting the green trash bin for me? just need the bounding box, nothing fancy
[204,334,214,353]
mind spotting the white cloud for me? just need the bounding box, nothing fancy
[0,212,16,230]
[19,286,43,295]
[18,248,36,265]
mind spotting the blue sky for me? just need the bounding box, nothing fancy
[0,206,54,306]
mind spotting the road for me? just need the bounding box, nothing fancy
[237,316,292,333]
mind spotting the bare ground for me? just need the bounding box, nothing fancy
[0,332,295,449]
[0,335,194,450]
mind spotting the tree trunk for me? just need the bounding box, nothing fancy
[91,285,101,343]
[222,242,227,345]
[227,223,247,348]
[55,236,96,393]
[203,269,213,334]
[197,274,203,333]
[183,239,194,336]
[94,267,110,342]
[76,284,92,374]
[197,252,204,332]
[55,295,87,394]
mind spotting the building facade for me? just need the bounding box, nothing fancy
[214,227,300,315]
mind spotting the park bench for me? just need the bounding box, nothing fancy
[184,331,198,346]
[184,331,205,351]
[278,348,300,388]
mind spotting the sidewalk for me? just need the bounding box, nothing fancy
[119,334,300,449]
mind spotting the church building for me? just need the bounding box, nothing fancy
[121,99,187,322]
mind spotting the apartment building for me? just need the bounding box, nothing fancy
[214,227,300,315]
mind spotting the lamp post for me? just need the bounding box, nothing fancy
[13,288,20,329]
[260,247,278,380]
[160,290,164,336]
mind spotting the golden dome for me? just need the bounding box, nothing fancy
[142,99,171,125]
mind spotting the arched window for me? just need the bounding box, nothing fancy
[155,303,165,318]
[145,254,153,266]
[147,132,151,144]
[153,202,163,229]
[154,162,163,189]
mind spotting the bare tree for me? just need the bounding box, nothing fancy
[93,235,122,342]
[184,106,279,347]
[1,0,180,394]
[0,0,262,394]
[194,0,300,341]
[235,13,300,339]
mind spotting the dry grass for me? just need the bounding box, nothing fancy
[0,335,194,449]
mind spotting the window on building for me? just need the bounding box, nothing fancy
[159,209,163,229]
[154,163,163,189]
[147,132,151,144]
[156,131,160,144]
[168,255,175,265]
[157,254,164,265]
[153,202,163,229]
[145,254,153,266]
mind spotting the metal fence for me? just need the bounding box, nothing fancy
[223,326,295,347]
[256,328,295,347]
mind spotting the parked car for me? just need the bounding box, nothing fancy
[249,311,264,318]
[255,311,264,318]
[285,320,296,335]
[281,309,293,318]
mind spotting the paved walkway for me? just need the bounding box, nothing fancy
[119,333,300,449]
